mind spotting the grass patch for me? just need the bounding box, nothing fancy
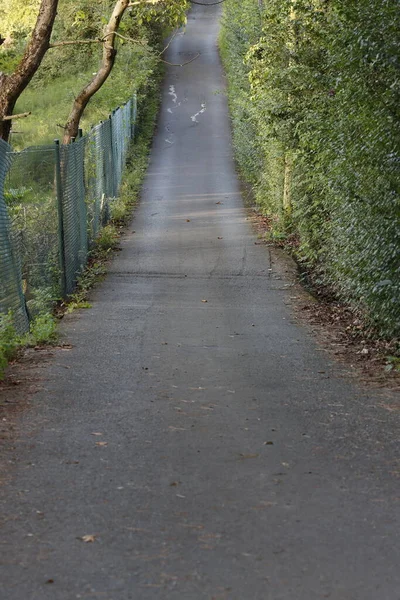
[11,44,156,149]
[0,310,58,380]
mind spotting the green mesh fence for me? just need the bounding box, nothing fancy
[0,139,29,333]
[111,98,134,193]
[0,94,137,328]
[86,119,114,243]
[59,137,88,295]
[5,144,60,319]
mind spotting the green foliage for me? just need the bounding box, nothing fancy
[0,308,57,379]
[96,223,119,251]
[128,0,188,29]
[385,355,400,373]
[0,0,40,40]
[219,1,263,186]
[11,40,156,148]
[26,287,58,317]
[221,0,400,337]
[65,260,106,313]
[0,311,19,378]
[2,0,186,148]
[29,312,57,344]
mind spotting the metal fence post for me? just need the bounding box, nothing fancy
[109,113,116,197]
[54,140,67,298]
[76,136,88,266]
[131,95,136,139]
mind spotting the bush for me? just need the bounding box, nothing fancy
[0,311,19,378]
[221,0,400,337]
[29,313,57,345]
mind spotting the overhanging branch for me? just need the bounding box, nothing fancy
[0,111,31,121]
[160,53,200,67]
[50,38,103,48]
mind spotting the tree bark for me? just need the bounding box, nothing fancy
[0,0,59,141]
[63,0,131,144]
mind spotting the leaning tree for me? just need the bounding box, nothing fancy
[60,0,189,143]
[0,0,59,141]
[0,0,190,143]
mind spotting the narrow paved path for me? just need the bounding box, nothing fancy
[1,4,399,599]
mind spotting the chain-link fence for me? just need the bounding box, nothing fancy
[0,139,29,333]
[0,94,137,332]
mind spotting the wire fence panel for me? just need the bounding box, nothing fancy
[60,137,87,295]
[111,99,133,193]
[0,93,137,329]
[6,145,60,313]
[0,139,29,333]
[86,119,113,243]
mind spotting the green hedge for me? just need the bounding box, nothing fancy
[220,0,400,337]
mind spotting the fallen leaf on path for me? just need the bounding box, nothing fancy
[379,401,400,412]
[168,426,187,431]
[253,501,277,510]
[91,432,103,436]
[264,441,274,445]
[198,533,222,541]
[79,535,97,543]
[186,219,191,222]
[217,237,223,239]
[95,441,108,447]
[201,299,208,303]
[176,494,186,499]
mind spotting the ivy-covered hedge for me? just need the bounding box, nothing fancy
[220,0,400,337]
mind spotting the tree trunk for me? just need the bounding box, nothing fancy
[63,0,130,144]
[0,0,59,142]
[283,156,292,216]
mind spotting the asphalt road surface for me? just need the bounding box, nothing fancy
[1,3,399,599]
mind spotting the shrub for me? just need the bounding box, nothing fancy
[221,0,400,337]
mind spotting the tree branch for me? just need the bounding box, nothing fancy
[110,32,142,45]
[159,29,179,56]
[0,111,31,122]
[0,0,59,141]
[160,53,200,67]
[128,0,167,5]
[190,0,226,4]
[63,0,131,143]
[50,38,103,48]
